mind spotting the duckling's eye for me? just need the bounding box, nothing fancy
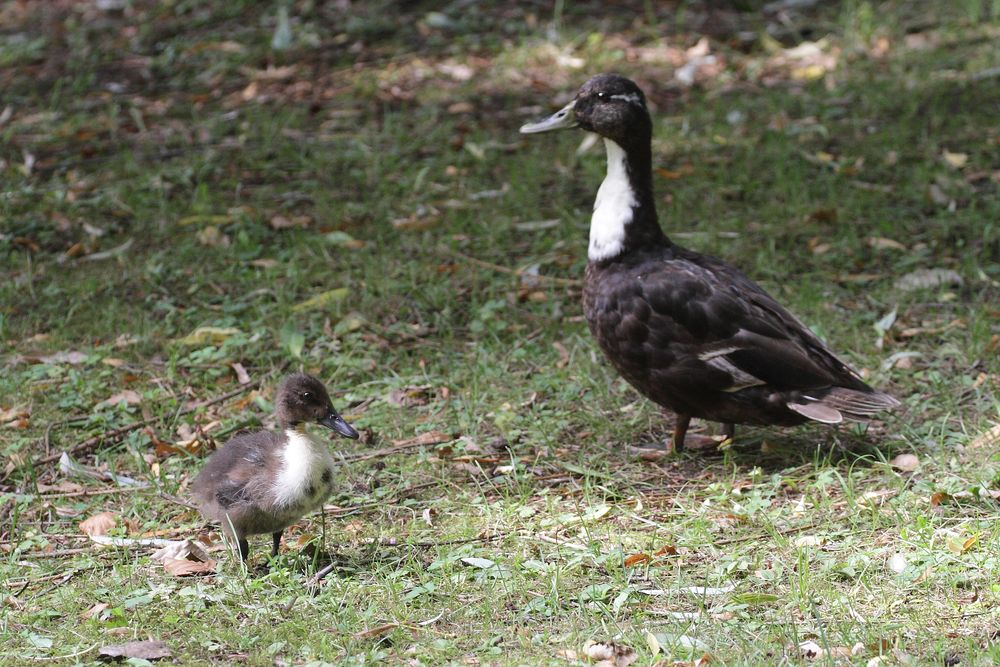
[596,92,606,99]
[301,391,313,402]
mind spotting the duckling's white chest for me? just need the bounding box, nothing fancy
[272,429,336,511]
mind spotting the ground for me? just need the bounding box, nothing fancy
[1,1,999,665]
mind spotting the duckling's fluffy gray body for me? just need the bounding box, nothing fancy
[190,373,358,561]
[192,428,337,540]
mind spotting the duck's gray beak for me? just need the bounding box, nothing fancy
[520,100,577,134]
[319,410,359,439]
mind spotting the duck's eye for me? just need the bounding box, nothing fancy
[597,92,606,99]
[301,391,313,401]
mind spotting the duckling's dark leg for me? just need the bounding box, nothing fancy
[271,531,282,558]
[671,414,691,452]
[722,423,735,441]
[237,538,250,562]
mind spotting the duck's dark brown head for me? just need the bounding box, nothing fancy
[275,373,359,439]
[520,73,651,150]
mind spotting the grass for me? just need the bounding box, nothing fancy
[1,0,999,664]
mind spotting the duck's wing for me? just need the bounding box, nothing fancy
[191,432,279,518]
[642,251,899,420]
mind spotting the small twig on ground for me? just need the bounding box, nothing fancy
[712,521,820,546]
[308,533,503,585]
[439,247,582,287]
[36,486,149,500]
[334,441,437,465]
[31,381,261,469]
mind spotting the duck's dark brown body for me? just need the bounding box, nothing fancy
[584,245,886,429]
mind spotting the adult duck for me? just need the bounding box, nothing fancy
[521,74,899,451]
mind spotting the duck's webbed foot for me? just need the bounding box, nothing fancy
[670,415,734,452]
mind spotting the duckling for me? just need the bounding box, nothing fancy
[521,74,899,451]
[192,373,359,561]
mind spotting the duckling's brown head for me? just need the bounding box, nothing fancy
[275,373,359,439]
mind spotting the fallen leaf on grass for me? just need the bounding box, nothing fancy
[942,150,968,168]
[969,423,1000,449]
[461,557,496,569]
[178,214,231,227]
[196,225,231,247]
[79,511,117,537]
[799,640,863,660]
[150,538,217,576]
[894,268,963,292]
[175,326,242,346]
[390,430,453,447]
[24,350,89,365]
[889,453,919,472]
[162,557,216,577]
[867,236,906,251]
[99,640,172,661]
[269,214,312,230]
[352,623,398,639]
[230,362,251,384]
[624,553,652,567]
[581,640,637,667]
[794,535,826,547]
[386,385,435,407]
[292,288,349,312]
[94,390,142,411]
[946,533,980,555]
[81,602,109,620]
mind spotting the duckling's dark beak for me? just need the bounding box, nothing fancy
[520,100,577,134]
[318,410,359,439]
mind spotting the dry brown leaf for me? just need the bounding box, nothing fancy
[29,350,89,365]
[799,640,863,660]
[391,430,453,447]
[386,385,435,407]
[655,544,678,557]
[230,362,251,385]
[249,258,278,269]
[162,557,216,577]
[99,640,172,661]
[942,150,968,168]
[894,268,964,292]
[269,214,312,230]
[889,453,919,472]
[352,623,398,639]
[624,553,652,567]
[930,491,950,507]
[969,423,1000,449]
[94,390,142,410]
[553,341,570,368]
[0,406,28,421]
[81,602,109,620]
[867,236,906,251]
[79,511,117,537]
[582,640,637,667]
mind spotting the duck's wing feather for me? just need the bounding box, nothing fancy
[638,250,891,407]
[191,431,280,519]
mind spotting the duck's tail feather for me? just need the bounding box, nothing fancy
[788,387,900,424]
